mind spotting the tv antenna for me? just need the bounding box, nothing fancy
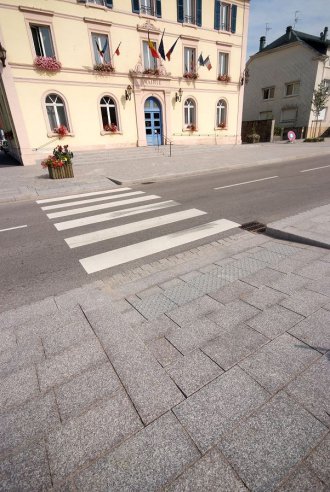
[265,23,272,38]
[293,11,300,29]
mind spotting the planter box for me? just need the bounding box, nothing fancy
[48,162,74,179]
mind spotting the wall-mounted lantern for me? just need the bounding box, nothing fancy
[0,43,7,67]
[175,88,183,102]
[125,85,132,101]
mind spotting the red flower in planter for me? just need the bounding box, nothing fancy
[217,74,231,83]
[103,123,118,133]
[34,56,62,72]
[54,125,69,138]
[187,124,197,132]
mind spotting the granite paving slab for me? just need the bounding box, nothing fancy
[0,335,45,379]
[277,465,327,492]
[84,305,184,424]
[286,356,330,427]
[0,298,58,331]
[0,329,16,354]
[269,273,310,295]
[280,288,329,316]
[0,440,52,491]
[54,362,121,421]
[162,283,204,305]
[239,333,320,393]
[241,267,285,288]
[165,350,223,397]
[289,309,330,353]
[74,412,201,492]
[134,315,178,342]
[173,366,269,453]
[167,296,222,325]
[305,433,330,484]
[128,293,178,320]
[245,304,304,339]
[186,273,229,295]
[207,300,260,330]
[146,337,182,367]
[295,260,330,280]
[164,447,247,491]
[0,366,39,411]
[37,338,107,391]
[166,317,223,354]
[306,277,330,297]
[47,390,143,483]
[41,319,93,357]
[208,280,257,304]
[241,286,287,310]
[219,392,327,492]
[202,323,268,371]
[243,247,286,265]
[259,241,300,256]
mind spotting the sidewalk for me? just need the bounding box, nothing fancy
[1,139,330,203]
[0,205,329,491]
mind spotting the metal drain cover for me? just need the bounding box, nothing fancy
[240,221,266,233]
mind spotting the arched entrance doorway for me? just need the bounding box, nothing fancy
[144,97,163,146]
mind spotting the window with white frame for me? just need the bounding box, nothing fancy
[91,33,111,64]
[45,94,70,131]
[140,0,154,15]
[218,52,229,76]
[280,107,297,122]
[214,1,237,32]
[83,0,113,7]
[262,87,275,100]
[220,3,231,31]
[217,99,227,126]
[183,0,196,24]
[184,47,196,73]
[259,111,273,120]
[285,81,300,96]
[184,98,196,127]
[142,40,158,70]
[30,25,55,57]
[100,96,119,130]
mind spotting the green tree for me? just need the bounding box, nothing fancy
[311,80,329,137]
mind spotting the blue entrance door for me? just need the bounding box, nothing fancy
[144,97,163,146]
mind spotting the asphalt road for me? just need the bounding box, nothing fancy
[1,154,329,312]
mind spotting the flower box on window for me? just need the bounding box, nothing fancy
[54,125,69,138]
[217,74,231,83]
[34,57,62,73]
[93,63,115,73]
[143,68,160,76]
[183,72,199,80]
[217,122,226,129]
[186,124,197,132]
[103,123,118,133]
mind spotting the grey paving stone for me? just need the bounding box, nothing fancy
[74,412,200,492]
[37,338,107,391]
[219,392,327,492]
[0,366,39,411]
[129,293,178,320]
[179,270,202,282]
[241,286,287,310]
[241,267,285,288]
[305,433,330,484]
[166,350,223,397]
[286,356,330,427]
[239,333,320,393]
[289,309,330,353]
[0,392,60,453]
[231,257,266,274]
[202,323,268,370]
[54,285,110,311]
[187,272,229,294]
[0,297,57,331]
[208,300,260,330]
[84,305,184,425]
[119,307,146,325]
[244,247,286,265]
[0,335,45,378]
[164,447,247,491]
[55,362,121,420]
[167,296,222,325]
[41,319,93,357]
[48,390,143,482]
[0,440,52,491]
[163,283,203,306]
[136,285,164,299]
[134,315,178,342]
[173,366,268,453]
[277,465,327,492]
[259,241,300,256]
[246,304,304,339]
[295,260,330,280]
[0,329,16,354]
[208,280,257,304]
[306,277,330,297]
[270,273,310,295]
[159,278,187,290]
[280,288,329,316]
[146,337,182,367]
[166,317,223,354]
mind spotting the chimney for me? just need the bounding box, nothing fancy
[259,36,266,51]
[324,27,328,40]
[286,25,292,39]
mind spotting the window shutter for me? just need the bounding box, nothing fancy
[105,0,113,7]
[214,0,221,30]
[177,0,184,23]
[231,4,237,33]
[156,0,162,17]
[196,0,202,27]
[132,0,140,13]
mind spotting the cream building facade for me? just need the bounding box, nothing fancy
[0,0,250,165]
[243,26,330,139]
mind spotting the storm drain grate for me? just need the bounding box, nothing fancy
[240,221,266,234]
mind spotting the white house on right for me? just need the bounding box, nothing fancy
[243,26,330,138]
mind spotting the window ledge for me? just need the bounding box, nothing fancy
[284,94,299,98]
[19,6,53,16]
[47,133,74,138]
[182,128,199,132]
[139,14,157,21]
[84,4,108,12]
[182,23,198,30]
[215,127,227,130]
[101,131,123,136]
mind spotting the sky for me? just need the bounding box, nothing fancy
[247,0,330,58]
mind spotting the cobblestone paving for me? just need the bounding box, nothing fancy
[1,234,329,491]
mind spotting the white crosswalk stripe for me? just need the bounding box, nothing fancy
[37,187,240,274]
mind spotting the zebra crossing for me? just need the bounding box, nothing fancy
[36,187,240,274]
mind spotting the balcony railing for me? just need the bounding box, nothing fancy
[184,14,196,24]
[140,4,155,16]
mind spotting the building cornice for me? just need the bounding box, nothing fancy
[83,17,112,27]
[18,5,53,16]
